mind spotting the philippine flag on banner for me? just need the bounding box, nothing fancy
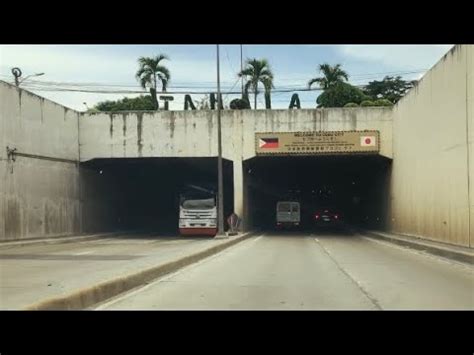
[360,136,376,147]
[259,137,279,148]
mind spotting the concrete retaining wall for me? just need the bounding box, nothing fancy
[390,45,473,248]
[0,81,81,241]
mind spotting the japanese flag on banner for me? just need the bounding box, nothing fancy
[360,136,376,147]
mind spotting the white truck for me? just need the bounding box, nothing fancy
[178,184,217,236]
[276,201,301,229]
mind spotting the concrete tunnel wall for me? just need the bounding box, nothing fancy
[79,108,394,228]
[1,79,394,241]
[389,45,473,248]
[0,81,81,241]
[79,108,394,161]
[2,43,472,248]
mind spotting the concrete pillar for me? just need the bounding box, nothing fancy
[233,158,248,231]
[233,158,244,217]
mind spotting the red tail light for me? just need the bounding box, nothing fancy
[334,214,339,219]
[315,214,320,219]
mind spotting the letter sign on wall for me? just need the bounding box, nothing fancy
[255,130,380,155]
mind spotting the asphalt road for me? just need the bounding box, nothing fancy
[97,229,474,310]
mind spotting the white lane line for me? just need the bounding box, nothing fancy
[95,233,265,310]
[313,237,382,310]
[73,251,94,255]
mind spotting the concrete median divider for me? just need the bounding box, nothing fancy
[24,230,260,310]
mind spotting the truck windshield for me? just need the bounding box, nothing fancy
[182,198,215,210]
[278,203,291,212]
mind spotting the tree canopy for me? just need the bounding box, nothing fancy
[308,63,349,90]
[94,95,155,111]
[316,82,369,108]
[135,54,170,109]
[238,58,274,109]
[363,75,417,103]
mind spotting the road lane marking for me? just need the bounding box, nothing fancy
[73,251,94,256]
[313,238,382,310]
[94,233,265,310]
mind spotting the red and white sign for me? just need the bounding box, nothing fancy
[259,138,279,149]
[360,136,376,147]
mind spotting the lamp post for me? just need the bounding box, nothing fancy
[12,67,45,86]
[19,72,44,85]
[216,45,225,237]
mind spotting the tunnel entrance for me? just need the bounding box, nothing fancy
[80,157,234,235]
[244,155,392,231]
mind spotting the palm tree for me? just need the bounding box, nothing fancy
[136,54,170,110]
[238,58,274,109]
[308,63,349,89]
[262,77,274,109]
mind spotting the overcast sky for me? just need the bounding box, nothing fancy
[0,45,453,111]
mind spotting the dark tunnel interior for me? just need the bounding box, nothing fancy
[80,157,234,234]
[80,154,392,235]
[244,155,392,231]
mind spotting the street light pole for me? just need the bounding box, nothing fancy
[216,44,225,236]
[19,72,44,84]
[11,67,45,86]
[11,68,22,86]
[240,44,244,95]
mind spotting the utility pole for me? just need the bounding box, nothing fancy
[240,44,244,95]
[216,45,225,237]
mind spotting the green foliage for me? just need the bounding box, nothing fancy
[308,63,349,89]
[373,99,393,107]
[135,54,170,109]
[94,95,156,111]
[316,82,369,108]
[363,75,416,103]
[238,58,274,109]
[344,102,359,107]
[230,98,251,109]
[360,100,376,107]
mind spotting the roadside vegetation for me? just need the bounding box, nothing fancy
[93,54,416,112]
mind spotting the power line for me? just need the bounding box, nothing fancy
[222,77,242,103]
[0,68,425,89]
[1,66,423,97]
[15,85,325,95]
[15,81,379,95]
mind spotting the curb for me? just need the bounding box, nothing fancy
[362,230,473,265]
[0,232,123,249]
[23,230,261,310]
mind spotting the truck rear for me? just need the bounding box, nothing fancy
[276,201,301,229]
